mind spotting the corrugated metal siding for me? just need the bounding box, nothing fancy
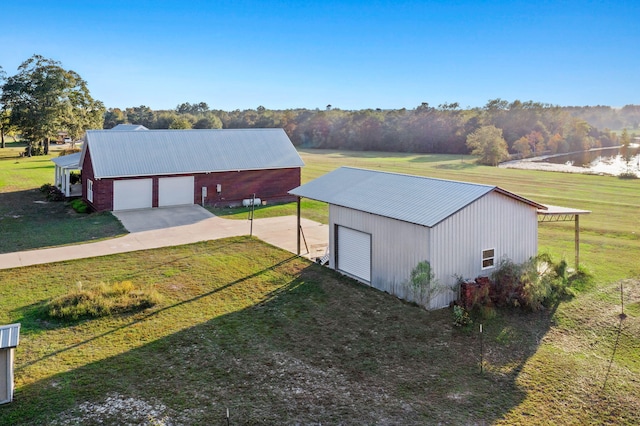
[429,192,538,308]
[0,324,20,349]
[330,205,430,303]
[291,167,496,227]
[84,129,304,179]
[329,192,538,310]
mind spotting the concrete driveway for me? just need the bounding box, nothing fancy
[0,205,329,270]
[113,205,215,232]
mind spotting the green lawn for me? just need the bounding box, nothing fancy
[0,144,126,253]
[0,238,637,425]
[1,146,639,424]
[215,148,640,284]
[2,146,639,283]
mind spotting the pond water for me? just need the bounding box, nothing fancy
[536,145,640,176]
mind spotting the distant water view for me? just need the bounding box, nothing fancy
[536,145,640,176]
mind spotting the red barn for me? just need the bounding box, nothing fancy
[80,128,304,212]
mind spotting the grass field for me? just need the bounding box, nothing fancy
[0,145,639,424]
[218,148,640,284]
[0,238,637,425]
[0,143,126,254]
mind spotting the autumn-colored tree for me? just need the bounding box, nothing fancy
[546,133,566,154]
[526,130,546,155]
[466,125,510,166]
[513,136,531,158]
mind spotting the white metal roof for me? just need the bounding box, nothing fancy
[51,152,81,169]
[538,204,591,216]
[0,323,20,349]
[290,167,545,228]
[81,128,304,179]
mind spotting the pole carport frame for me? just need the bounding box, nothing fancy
[537,204,591,268]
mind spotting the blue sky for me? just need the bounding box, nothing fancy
[1,0,638,111]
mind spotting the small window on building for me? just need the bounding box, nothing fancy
[482,248,495,269]
[87,179,93,203]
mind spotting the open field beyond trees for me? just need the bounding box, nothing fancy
[0,144,639,424]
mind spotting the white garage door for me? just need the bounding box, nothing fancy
[113,179,152,211]
[158,176,194,207]
[336,226,371,283]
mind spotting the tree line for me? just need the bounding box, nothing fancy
[2,55,637,160]
[107,100,625,158]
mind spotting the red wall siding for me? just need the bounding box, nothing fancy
[194,168,301,207]
[81,147,114,212]
[82,162,300,212]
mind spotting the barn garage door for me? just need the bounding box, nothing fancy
[158,176,194,207]
[336,226,371,283]
[113,179,152,211]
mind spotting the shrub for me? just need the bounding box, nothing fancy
[489,255,575,311]
[24,145,44,156]
[40,183,66,201]
[452,305,472,327]
[489,258,524,307]
[460,277,491,310]
[409,260,448,308]
[70,198,89,213]
[46,281,163,321]
[618,171,638,179]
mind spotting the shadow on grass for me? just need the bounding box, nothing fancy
[1,261,558,425]
[0,190,126,254]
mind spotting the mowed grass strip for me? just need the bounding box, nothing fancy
[0,237,638,425]
[2,145,639,283]
[0,146,126,253]
[214,148,640,283]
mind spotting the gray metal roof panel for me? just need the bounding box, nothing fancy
[0,323,20,349]
[110,124,149,131]
[84,129,304,179]
[290,167,518,227]
[51,152,81,168]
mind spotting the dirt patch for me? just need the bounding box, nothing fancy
[50,393,176,425]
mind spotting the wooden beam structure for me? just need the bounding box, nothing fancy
[537,205,591,268]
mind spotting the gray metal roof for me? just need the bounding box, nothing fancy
[0,323,20,349]
[290,167,544,227]
[110,124,149,131]
[82,128,304,179]
[51,152,81,169]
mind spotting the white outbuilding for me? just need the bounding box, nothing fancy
[290,167,548,309]
[52,152,82,197]
[0,323,20,404]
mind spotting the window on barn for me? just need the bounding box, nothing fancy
[482,248,495,269]
[87,179,93,203]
